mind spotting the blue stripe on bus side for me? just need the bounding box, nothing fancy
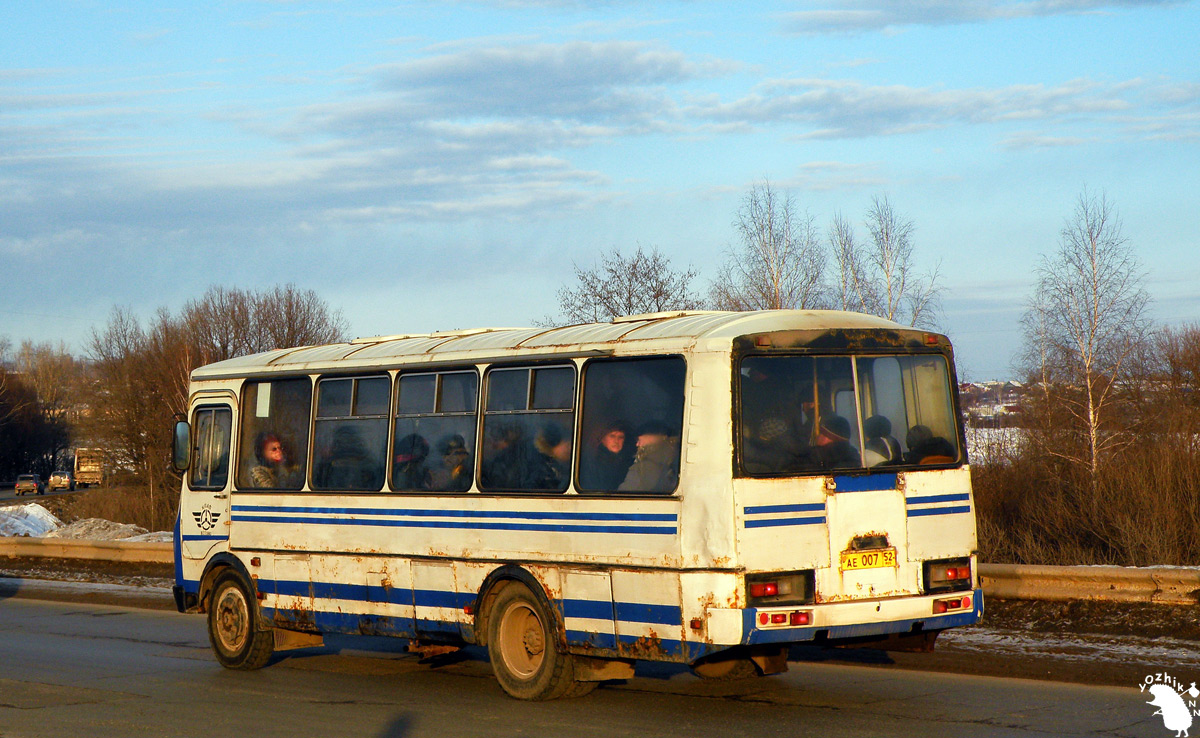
[180,534,229,542]
[907,505,972,518]
[231,514,675,535]
[269,580,679,629]
[743,503,826,515]
[745,516,826,529]
[231,504,676,523]
[614,601,681,626]
[906,493,971,505]
[562,598,613,621]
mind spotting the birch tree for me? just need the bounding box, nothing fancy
[1022,189,1149,477]
[710,180,828,311]
[832,197,942,328]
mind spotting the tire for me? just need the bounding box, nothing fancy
[487,582,592,700]
[207,570,274,670]
[691,653,762,681]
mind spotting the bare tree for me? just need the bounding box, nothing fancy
[831,197,941,327]
[1022,189,1150,476]
[84,285,350,529]
[710,180,828,311]
[13,340,81,469]
[553,245,701,325]
[829,212,875,314]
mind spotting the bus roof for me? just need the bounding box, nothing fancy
[191,309,917,379]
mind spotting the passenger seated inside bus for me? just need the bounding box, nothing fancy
[905,424,957,465]
[812,415,860,470]
[431,434,473,491]
[579,422,634,490]
[483,421,569,492]
[316,426,381,489]
[618,420,680,493]
[739,368,814,474]
[863,415,902,466]
[394,433,433,490]
[250,431,299,488]
[532,423,572,489]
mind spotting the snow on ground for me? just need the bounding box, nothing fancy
[0,503,62,537]
[0,503,170,542]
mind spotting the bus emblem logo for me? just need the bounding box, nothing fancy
[192,506,222,532]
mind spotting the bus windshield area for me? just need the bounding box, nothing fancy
[739,353,961,476]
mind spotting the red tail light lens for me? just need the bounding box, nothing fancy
[749,582,778,598]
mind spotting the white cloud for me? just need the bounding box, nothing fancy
[694,77,1140,138]
[781,0,1186,34]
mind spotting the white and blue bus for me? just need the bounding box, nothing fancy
[171,310,981,699]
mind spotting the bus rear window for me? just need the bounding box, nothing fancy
[738,354,960,476]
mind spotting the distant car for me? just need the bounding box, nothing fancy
[47,470,75,492]
[15,474,45,496]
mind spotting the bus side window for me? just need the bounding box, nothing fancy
[480,366,575,493]
[312,376,389,491]
[393,370,479,492]
[577,357,686,494]
[237,378,312,490]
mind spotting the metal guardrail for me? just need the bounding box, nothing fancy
[978,563,1200,605]
[0,537,172,564]
[2,540,1198,604]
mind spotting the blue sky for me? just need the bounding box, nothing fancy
[2,0,1197,380]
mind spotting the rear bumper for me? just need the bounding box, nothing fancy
[707,588,983,647]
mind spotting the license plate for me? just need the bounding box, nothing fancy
[839,547,897,571]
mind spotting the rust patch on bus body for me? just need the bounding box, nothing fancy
[274,597,318,632]
[617,631,666,660]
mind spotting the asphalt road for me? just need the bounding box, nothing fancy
[0,595,1175,738]
[0,484,78,505]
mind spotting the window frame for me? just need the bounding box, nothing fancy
[479,362,578,495]
[189,404,232,491]
[575,354,688,497]
[734,349,963,479]
[235,375,314,492]
[391,367,481,492]
[310,373,392,492]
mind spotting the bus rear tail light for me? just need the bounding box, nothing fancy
[746,570,815,607]
[749,582,778,598]
[933,595,972,614]
[923,558,973,594]
[756,609,813,628]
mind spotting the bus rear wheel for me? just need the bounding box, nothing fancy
[691,652,762,680]
[487,582,593,700]
[207,570,274,670]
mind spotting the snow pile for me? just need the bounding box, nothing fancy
[1,503,171,541]
[44,518,148,540]
[122,530,173,543]
[0,503,63,537]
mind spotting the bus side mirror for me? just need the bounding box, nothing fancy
[173,419,191,473]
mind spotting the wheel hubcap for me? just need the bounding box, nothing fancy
[215,587,249,652]
[500,603,545,678]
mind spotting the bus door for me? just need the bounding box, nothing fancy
[180,403,234,560]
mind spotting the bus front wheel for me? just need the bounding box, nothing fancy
[487,582,593,700]
[207,570,274,670]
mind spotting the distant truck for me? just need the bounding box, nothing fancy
[73,448,105,488]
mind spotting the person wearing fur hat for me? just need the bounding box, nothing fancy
[813,415,860,470]
[618,420,681,493]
